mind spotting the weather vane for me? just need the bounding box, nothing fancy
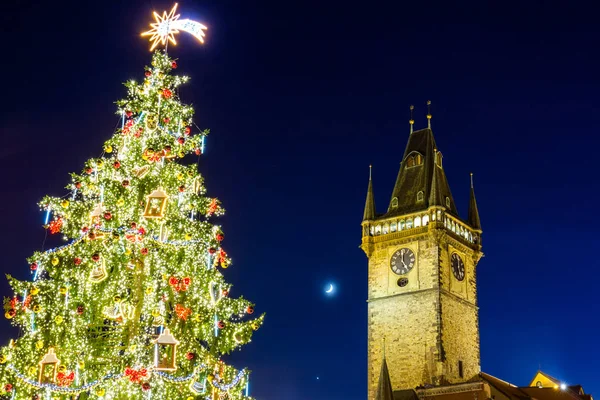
[141,3,207,51]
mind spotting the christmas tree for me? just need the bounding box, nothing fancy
[0,49,263,400]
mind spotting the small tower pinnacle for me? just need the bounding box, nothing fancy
[426,100,432,129]
[363,165,376,221]
[468,173,482,231]
[409,105,415,134]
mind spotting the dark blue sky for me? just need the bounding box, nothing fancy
[1,1,599,399]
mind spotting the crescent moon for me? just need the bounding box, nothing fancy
[173,19,208,44]
[325,284,334,294]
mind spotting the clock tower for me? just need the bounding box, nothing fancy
[361,108,483,399]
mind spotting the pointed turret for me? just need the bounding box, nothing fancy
[375,356,394,400]
[363,165,376,221]
[468,173,482,231]
[428,149,444,207]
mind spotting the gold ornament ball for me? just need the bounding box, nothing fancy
[184,233,192,241]
[152,310,161,317]
[207,374,215,382]
[28,366,37,375]
[0,355,7,364]
[187,169,195,177]
[193,314,202,322]
[125,249,132,256]
[30,287,40,295]
[96,388,105,396]
[104,145,113,153]
[61,200,70,208]
[145,287,153,295]
[4,312,13,320]
[178,151,185,158]
[59,287,67,295]
[177,173,184,181]
[35,340,44,349]
[221,260,229,269]
[78,361,85,370]
[51,257,59,266]
[187,397,194,400]
[58,365,67,373]
[117,198,125,206]
[33,305,41,313]
[251,322,260,331]
[97,160,104,169]
[55,315,64,324]
[114,295,122,303]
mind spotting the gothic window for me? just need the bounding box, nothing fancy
[458,361,464,378]
[391,197,398,208]
[370,225,374,235]
[406,218,413,229]
[375,225,381,235]
[437,210,442,221]
[445,197,451,208]
[414,216,422,227]
[422,214,429,225]
[383,224,389,234]
[416,191,424,202]
[405,152,424,169]
[390,222,397,232]
[399,220,405,230]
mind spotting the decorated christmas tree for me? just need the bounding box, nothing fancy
[0,8,263,399]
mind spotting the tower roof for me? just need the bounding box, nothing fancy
[375,357,394,400]
[468,174,482,231]
[385,128,458,218]
[363,167,376,221]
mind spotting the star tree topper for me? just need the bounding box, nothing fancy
[141,3,207,51]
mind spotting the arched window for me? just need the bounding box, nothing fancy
[370,225,374,235]
[375,225,381,235]
[406,218,413,229]
[437,210,442,221]
[391,197,398,208]
[445,197,451,208]
[399,220,405,230]
[435,152,443,167]
[405,152,424,169]
[390,222,397,232]
[423,215,429,225]
[406,157,415,168]
[417,191,424,202]
[383,224,389,234]
[414,216,421,227]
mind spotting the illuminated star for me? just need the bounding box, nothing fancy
[141,3,207,51]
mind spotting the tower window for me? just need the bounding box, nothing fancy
[458,360,464,378]
[416,191,424,202]
[391,197,398,208]
[383,224,389,234]
[405,152,424,169]
[399,220,405,230]
[445,197,451,208]
[375,225,381,235]
[536,381,543,388]
[435,152,443,167]
[414,216,422,227]
[406,218,413,229]
[422,215,429,225]
[390,222,397,232]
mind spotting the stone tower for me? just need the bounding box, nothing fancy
[361,110,483,399]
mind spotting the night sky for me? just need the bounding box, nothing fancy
[1,1,599,399]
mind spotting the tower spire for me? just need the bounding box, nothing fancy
[468,173,482,231]
[409,105,415,134]
[363,165,376,221]
[429,149,443,207]
[375,356,394,400]
[426,100,432,129]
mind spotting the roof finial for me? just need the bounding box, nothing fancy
[369,165,372,181]
[470,172,474,189]
[409,105,415,134]
[383,336,386,358]
[426,100,432,129]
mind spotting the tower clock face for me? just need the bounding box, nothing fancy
[451,253,465,281]
[390,248,415,275]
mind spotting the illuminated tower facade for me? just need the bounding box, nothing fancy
[361,110,483,398]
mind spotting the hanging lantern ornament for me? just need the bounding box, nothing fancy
[154,328,179,371]
[89,258,108,283]
[38,348,60,384]
[143,188,169,219]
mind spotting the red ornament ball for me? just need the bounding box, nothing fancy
[104,212,112,220]
[76,305,84,315]
[208,247,216,255]
[177,137,185,145]
[85,167,93,174]
[216,233,224,242]
[195,148,201,156]
[92,254,100,262]
[125,110,133,117]
[113,161,121,169]
[184,126,191,136]
[164,117,170,123]
[122,180,130,187]
[81,226,89,233]
[178,185,185,193]
[88,232,96,240]
[7,309,16,317]
[140,248,149,255]
[4,383,12,392]
[246,306,255,314]
[186,352,195,360]
[217,321,225,329]
[75,182,82,189]
[145,70,152,77]
[131,222,137,229]
[162,89,173,99]
[74,258,82,265]
[142,382,151,391]
[171,61,178,69]
[30,262,38,271]
[221,289,229,297]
